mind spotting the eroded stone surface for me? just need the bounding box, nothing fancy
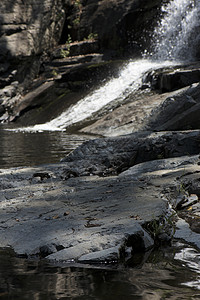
[0,163,165,261]
[0,146,200,263]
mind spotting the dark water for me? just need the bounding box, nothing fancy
[0,125,94,169]
[0,243,200,300]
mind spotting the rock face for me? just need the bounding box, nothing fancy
[77,0,162,56]
[0,0,199,123]
[0,0,65,87]
[0,0,65,60]
[0,0,66,120]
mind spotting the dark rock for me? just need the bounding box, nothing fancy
[61,168,79,180]
[77,0,162,56]
[39,244,57,258]
[32,172,52,181]
[61,130,200,177]
[144,62,200,92]
[177,194,198,210]
[125,229,154,253]
[52,40,99,59]
[148,82,200,131]
[49,53,103,67]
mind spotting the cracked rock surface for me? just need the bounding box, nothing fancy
[1,134,200,263]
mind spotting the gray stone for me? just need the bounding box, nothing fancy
[144,62,200,92]
[78,246,119,263]
[0,158,167,261]
[147,83,200,131]
[174,218,200,249]
[61,130,200,177]
[0,0,65,60]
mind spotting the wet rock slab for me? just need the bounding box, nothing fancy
[0,164,164,263]
[0,147,200,263]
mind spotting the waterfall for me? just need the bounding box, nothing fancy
[150,0,200,61]
[13,0,199,132]
[23,60,171,132]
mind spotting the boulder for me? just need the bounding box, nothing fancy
[61,130,200,177]
[143,62,200,92]
[148,83,200,131]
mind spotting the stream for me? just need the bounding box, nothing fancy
[0,241,200,299]
[0,0,200,298]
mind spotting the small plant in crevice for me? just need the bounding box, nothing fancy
[73,17,81,26]
[60,48,69,58]
[66,34,72,45]
[71,0,83,26]
[60,35,72,58]
[177,181,188,195]
[84,33,98,41]
[143,211,177,247]
[51,68,59,78]
[157,152,165,160]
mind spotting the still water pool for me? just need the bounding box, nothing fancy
[0,126,200,299]
[0,125,94,169]
[0,242,200,299]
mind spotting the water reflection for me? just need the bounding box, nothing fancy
[0,125,94,169]
[0,243,200,300]
[174,242,200,290]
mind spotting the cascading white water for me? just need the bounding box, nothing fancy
[22,59,172,132]
[14,0,199,132]
[150,0,200,61]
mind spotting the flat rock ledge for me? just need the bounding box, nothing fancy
[1,132,200,264]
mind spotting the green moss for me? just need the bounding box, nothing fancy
[86,61,113,69]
